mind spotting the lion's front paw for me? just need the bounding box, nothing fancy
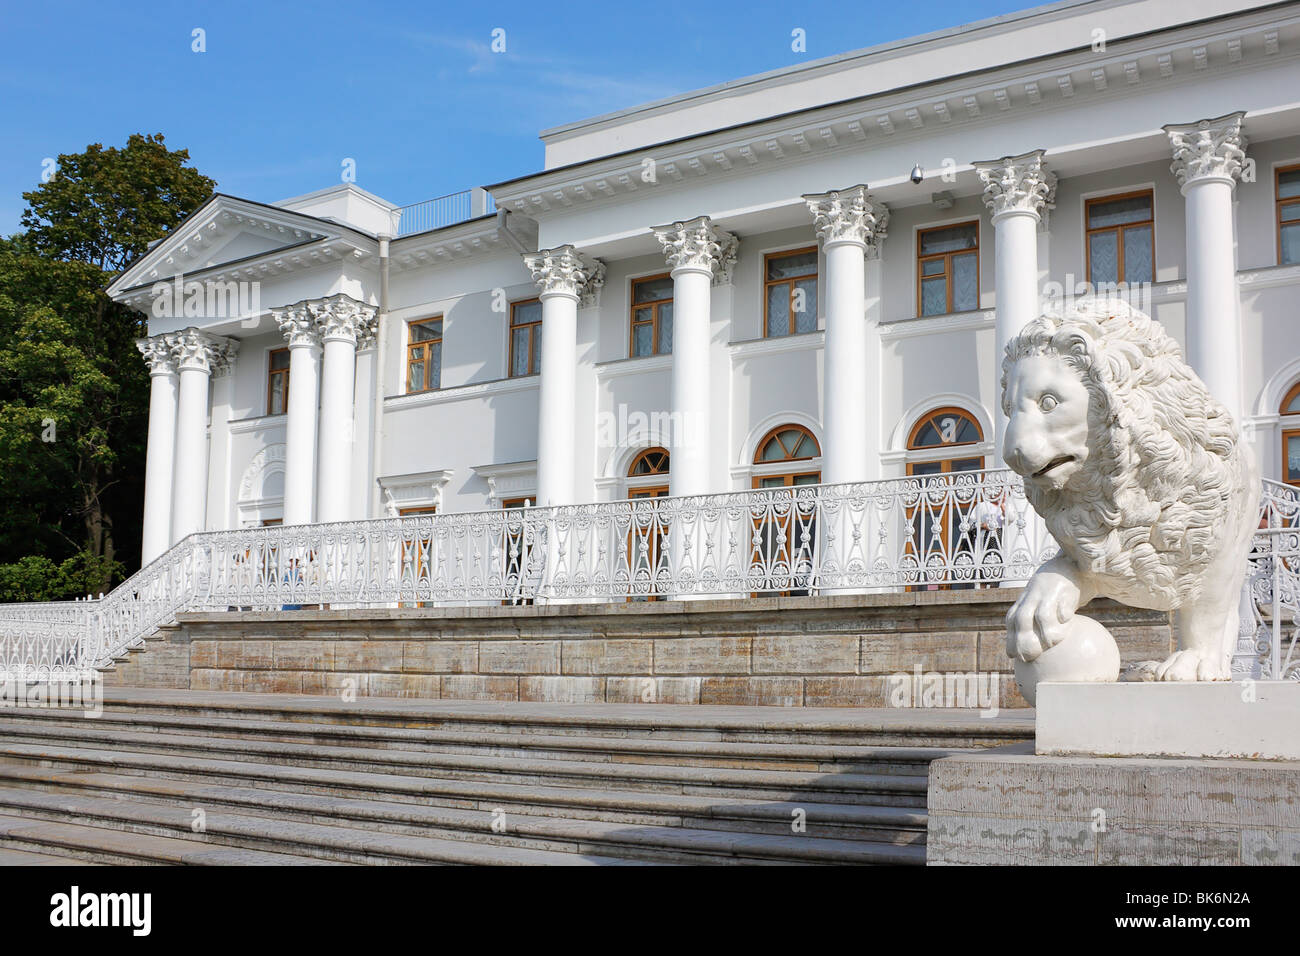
[1154,649,1229,682]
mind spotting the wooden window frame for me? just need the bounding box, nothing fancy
[266,348,290,417]
[1277,163,1300,266]
[629,274,673,358]
[907,406,984,456]
[405,316,443,394]
[1283,429,1300,487]
[1084,189,1155,286]
[628,447,670,478]
[763,246,819,338]
[753,424,821,466]
[916,221,980,318]
[1278,383,1300,486]
[508,298,542,378]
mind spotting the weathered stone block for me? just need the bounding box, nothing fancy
[367,673,439,699]
[803,676,886,708]
[441,675,518,700]
[605,676,702,705]
[271,640,333,671]
[519,676,605,704]
[861,630,977,674]
[700,677,802,707]
[752,634,858,674]
[560,639,652,675]
[189,641,217,670]
[654,636,751,675]
[402,641,478,674]
[478,641,559,674]
[238,640,274,670]
[331,640,404,673]
[300,671,369,698]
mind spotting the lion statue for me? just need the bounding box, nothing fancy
[1001,297,1258,682]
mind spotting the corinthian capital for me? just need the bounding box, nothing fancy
[651,215,739,285]
[803,185,889,258]
[171,327,238,375]
[1165,111,1248,189]
[974,149,1057,222]
[523,245,604,306]
[273,303,321,349]
[137,333,178,376]
[308,293,379,348]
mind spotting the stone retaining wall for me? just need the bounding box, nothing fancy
[105,590,1173,708]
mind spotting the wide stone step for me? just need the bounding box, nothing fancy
[0,774,924,865]
[0,732,928,805]
[0,812,344,866]
[0,764,920,853]
[0,846,102,866]
[97,688,1033,748]
[0,709,958,774]
[0,789,662,866]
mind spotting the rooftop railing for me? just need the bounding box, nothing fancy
[395,188,495,236]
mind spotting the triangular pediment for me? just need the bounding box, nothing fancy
[108,194,350,297]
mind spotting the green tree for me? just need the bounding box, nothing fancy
[0,134,214,594]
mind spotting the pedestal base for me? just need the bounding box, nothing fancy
[1037,680,1300,760]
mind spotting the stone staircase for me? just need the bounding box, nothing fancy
[0,688,1033,865]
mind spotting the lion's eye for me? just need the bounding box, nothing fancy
[1039,395,1058,412]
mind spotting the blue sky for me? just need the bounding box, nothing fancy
[0,0,1035,238]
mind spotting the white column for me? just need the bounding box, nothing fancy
[137,334,178,563]
[803,186,889,484]
[523,245,603,507]
[275,304,323,525]
[169,328,236,543]
[974,149,1056,463]
[651,216,737,498]
[314,295,377,523]
[1166,111,1248,422]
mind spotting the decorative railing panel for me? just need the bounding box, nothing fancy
[1,469,1295,682]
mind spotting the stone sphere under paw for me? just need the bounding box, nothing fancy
[1013,614,1121,706]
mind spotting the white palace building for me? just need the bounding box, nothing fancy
[107,0,1300,585]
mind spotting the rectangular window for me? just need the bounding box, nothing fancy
[917,222,979,317]
[267,348,290,416]
[1086,190,1154,286]
[1285,430,1300,486]
[629,274,674,357]
[1278,165,1300,266]
[509,299,542,377]
[764,247,819,337]
[406,316,443,393]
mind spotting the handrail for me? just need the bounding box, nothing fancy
[1,470,1295,682]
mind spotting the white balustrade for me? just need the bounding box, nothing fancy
[1,471,1296,683]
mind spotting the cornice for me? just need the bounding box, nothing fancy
[490,14,1299,220]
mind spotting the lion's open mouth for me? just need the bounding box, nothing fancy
[1033,455,1075,479]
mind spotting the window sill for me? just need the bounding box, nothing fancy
[728,330,825,358]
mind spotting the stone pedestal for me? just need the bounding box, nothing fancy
[927,748,1300,865]
[1037,680,1300,760]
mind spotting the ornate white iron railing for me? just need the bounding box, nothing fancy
[0,469,1295,682]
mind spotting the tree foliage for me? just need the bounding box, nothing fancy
[0,134,214,597]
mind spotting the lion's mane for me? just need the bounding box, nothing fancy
[1001,298,1248,606]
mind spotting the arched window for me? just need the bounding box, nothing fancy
[749,424,821,596]
[753,425,821,488]
[628,447,670,478]
[906,407,984,476]
[625,447,670,602]
[1281,383,1300,485]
